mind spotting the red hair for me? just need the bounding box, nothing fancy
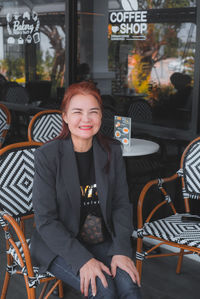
[58,81,114,172]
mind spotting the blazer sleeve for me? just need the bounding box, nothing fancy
[32,147,94,274]
[107,144,134,258]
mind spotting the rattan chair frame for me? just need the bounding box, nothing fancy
[0,103,11,148]
[0,142,63,299]
[136,136,200,280]
[28,109,62,143]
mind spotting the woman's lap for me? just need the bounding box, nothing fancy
[48,240,141,299]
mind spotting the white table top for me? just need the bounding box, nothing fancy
[122,138,160,157]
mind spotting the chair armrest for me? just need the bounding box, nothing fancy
[0,211,35,277]
[137,173,179,230]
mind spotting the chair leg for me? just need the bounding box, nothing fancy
[38,282,49,299]
[1,271,11,299]
[44,280,64,299]
[58,281,64,298]
[136,237,143,280]
[176,249,184,274]
[24,275,36,299]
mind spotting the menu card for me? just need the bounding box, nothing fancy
[114,116,131,147]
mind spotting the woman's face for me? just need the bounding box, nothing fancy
[63,93,102,146]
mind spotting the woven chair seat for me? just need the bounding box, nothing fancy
[8,238,54,288]
[141,213,200,248]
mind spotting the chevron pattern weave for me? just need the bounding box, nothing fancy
[31,113,62,142]
[8,239,54,288]
[142,213,200,248]
[0,147,37,216]
[0,106,10,141]
[128,100,152,121]
[183,142,200,197]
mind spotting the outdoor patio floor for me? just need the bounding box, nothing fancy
[0,233,199,299]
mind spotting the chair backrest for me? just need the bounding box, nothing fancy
[25,80,52,103]
[0,142,41,217]
[28,110,62,143]
[5,82,30,104]
[0,103,11,148]
[128,99,152,122]
[100,108,114,137]
[180,136,200,207]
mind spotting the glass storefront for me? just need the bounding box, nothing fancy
[77,0,198,139]
[0,0,66,105]
[0,0,199,140]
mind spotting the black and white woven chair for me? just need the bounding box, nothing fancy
[136,136,200,280]
[0,142,63,299]
[0,103,11,148]
[127,99,152,123]
[28,110,62,143]
[100,108,115,138]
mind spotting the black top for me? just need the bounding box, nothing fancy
[75,147,104,232]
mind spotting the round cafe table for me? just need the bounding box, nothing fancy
[122,138,160,157]
[122,138,161,228]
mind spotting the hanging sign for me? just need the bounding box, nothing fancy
[109,0,147,41]
[6,11,40,45]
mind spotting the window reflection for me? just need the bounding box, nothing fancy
[77,0,196,131]
[122,22,195,128]
[107,3,196,129]
[0,0,65,105]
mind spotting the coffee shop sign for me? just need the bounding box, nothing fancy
[6,11,40,45]
[109,0,148,41]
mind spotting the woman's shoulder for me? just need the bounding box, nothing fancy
[35,138,66,158]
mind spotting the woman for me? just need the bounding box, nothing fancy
[31,81,141,298]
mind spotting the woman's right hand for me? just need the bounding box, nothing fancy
[79,258,112,297]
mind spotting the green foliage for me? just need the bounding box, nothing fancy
[35,49,54,80]
[141,0,194,9]
[0,57,25,80]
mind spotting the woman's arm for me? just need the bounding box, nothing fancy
[107,144,133,258]
[108,144,140,286]
[33,147,94,274]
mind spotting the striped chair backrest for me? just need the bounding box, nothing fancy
[0,142,41,217]
[0,103,11,148]
[128,99,152,122]
[181,137,200,199]
[28,110,62,143]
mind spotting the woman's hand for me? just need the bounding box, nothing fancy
[111,255,141,287]
[80,258,112,297]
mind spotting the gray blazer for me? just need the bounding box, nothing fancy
[31,136,133,274]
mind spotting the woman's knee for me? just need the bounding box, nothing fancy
[88,275,117,299]
[115,268,142,299]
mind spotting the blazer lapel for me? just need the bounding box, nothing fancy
[93,137,108,222]
[60,138,81,223]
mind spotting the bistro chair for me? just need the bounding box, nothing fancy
[127,99,152,122]
[136,136,200,280]
[4,82,30,104]
[28,110,62,143]
[0,141,63,299]
[100,108,115,138]
[0,103,11,148]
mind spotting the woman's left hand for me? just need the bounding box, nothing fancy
[111,255,141,287]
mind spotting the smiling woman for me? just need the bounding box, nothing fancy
[30,81,141,299]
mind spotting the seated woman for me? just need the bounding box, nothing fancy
[31,81,141,299]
